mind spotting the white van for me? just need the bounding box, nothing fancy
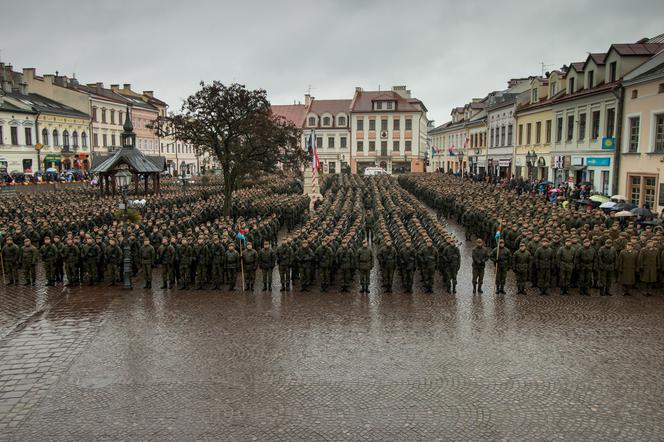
[363,167,389,177]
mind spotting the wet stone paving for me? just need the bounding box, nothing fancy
[1,221,664,440]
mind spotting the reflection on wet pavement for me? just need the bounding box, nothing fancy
[1,220,663,440]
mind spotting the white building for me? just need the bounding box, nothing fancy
[303,95,351,174]
[0,94,37,173]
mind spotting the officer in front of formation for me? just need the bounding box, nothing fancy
[471,239,489,294]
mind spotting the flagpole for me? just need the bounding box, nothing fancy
[239,237,245,292]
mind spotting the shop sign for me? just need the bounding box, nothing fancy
[586,157,611,167]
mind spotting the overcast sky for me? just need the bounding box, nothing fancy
[2,0,663,125]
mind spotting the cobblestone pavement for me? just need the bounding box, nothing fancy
[1,221,664,440]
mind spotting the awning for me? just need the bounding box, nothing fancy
[571,165,587,171]
[43,154,61,164]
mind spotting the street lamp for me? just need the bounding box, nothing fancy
[458,151,465,177]
[115,168,133,290]
[526,150,537,180]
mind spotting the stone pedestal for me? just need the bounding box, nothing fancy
[303,165,322,210]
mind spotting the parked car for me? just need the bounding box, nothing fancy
[363,167,389,177]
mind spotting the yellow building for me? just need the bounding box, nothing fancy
[619,51,664,213]
[513,76,561,180]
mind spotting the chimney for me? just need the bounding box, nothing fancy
[143,90,154,97]
[304,94,312,106]
[355,87,363,93]
[110,84,120,92]
[19,83,28,95]
[2,80,12,93]
[123,83,131,91]
[22,68,36,81]
[43,74,54,84]
[96,82,103,88]
[392,85,410,98]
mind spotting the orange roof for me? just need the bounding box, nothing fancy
[309,99,351,114]
[351,90,421,112]
[271,104,307,127]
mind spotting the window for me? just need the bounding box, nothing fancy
[110,110,115,125]
[72,131,78,148]
[405,140,412,151]
[628,117,640,153]
[93,133,98,147]
[322,116,331,126]
[81,132,87,148]
[526,123,531,145]
[338,116,346,126]
[53,130,59,146]
[119,112,123,124]
[490,128,495,147]
[10,127,18,145]
[24,128,32,146]
[92,107,97,122]
[356,118,364,131]
[601,171,610,196]
[567,115,574,141]
[535,121,542,144]
[328,137,334,148]
[589,170,595,185]
[369,120,376,131]
[369,141,375,151]
[405,119,412,130]
[606,108,615,138]
[380,140,387,153]
[578,113,586,140]
[588,71,594,89]
[518,125,523,145]
[556,117,563,142]
[329,162,336,174]
[591,111,600,140]
[393,119,400,130]
[551,82,557,96]
[609,62,617,82]
[357,141,364,151]
[42,128,49,146]
[507,124,513,145]
[532,88,538,102]
[386,101,393,110]
[569,77,575,93]
[381,119,388,131]
[308,117,316,127]
[659,83,664,94]
[340,137,347,148]
[655,114,664,153]
[376,102,383,110]
[0,126,3,144]
[316,137,322,148]
[101,109,107,123]
[63,130,70,148]
[102,134,107,147]
[545,120,552,143]
[393,140,400,151]
[644,177,656,208]
[111,134,116,147]
[631,89,638,99]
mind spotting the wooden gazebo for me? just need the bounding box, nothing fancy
[92,106,162,195]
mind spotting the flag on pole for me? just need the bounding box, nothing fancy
[236,229,246,242]
[495,225,502,241]
[307,130,320,170]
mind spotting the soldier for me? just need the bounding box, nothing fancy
[1,237,20,285]
[471,239,489,294]
[242,241,258,291]
[337,241,355,292]
[39,236,58,286]
[491,239,511,294]
[444,240,461,294]
[95,236,106,283]
[140,238,156,289]
[556,239,576,295]
[258,241,276,291]
[21,238,38,286]
[377,239,397,292]
[297,240,315,291]
[53,235,65,283]
[356,239,373,294]
[194,237,209,290]
[512,242,531,295]
[575,239,596,296]
[276,239,292,291]
[178,238,194,289]
[106,238,123,286]
[534,238,554,296]
[617,243,638,296]
[63,238,80,286]
[418,238,437,293]
[597,239,617,296]
[225,243,240,290]
[638,241,659,297]
[82,237,101,286]
[400,239,417,293]
[316,238,335,292]
[209,235,225,290]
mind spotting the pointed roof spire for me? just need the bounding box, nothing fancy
[123,104,133,132]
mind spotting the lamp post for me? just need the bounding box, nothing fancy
[474,148,480,175]
[115,169,133,290]
[180,161,187,187]
[458,151,465,177]
[526,150,537,180]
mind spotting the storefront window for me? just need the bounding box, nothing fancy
[644,177,656,209]
[22,159,32,173]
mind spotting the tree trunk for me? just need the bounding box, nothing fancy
[223,166,233,217]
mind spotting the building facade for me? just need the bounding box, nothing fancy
[304,96,351,174]
[0,95,37,173]
[350,86,428,174]
[110,85,161,157]
[619,51,664,212]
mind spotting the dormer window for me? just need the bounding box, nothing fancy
[532,88,538,103]
[569,77,575,94]
[308,116,316,127]
[322,116,331,126]
[588,71,594,89]
[386,101,393,110]
[551,82,557,96]
[338,116,346,126]
[376,101,383,110]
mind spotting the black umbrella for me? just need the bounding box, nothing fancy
[610,202,636,212]
[641,220,663,227]
[631,207,653,217]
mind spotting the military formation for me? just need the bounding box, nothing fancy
[3,172,664,296]
[401,174,664,296]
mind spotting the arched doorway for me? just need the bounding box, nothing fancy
[379,161,387,170]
